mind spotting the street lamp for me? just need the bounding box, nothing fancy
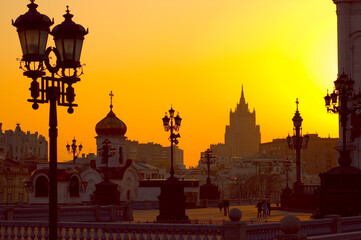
[324,72,361,166]
[283,158,292,190]
[66,138,83,163]
[162,106,182,178]
[287,99,309,194]
[13,1,87,239]
[157,106,188,222]
[200,148,216,184]
[98,139,116,181]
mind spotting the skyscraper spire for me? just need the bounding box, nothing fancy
[240,84,245,104]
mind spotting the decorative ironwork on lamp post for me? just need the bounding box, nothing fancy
[283,158,292,190]
[200,148,216,184]
[98,139,116,181]
[162,106,182,178]
[287,99,309,194]
[324,72,361,166]
[13,1,87,239]
[66,138,83,163]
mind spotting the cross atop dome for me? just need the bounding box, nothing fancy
[95,92,127,136]
[109,91,114,110]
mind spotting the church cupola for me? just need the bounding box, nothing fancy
[95,91,127,136]
[95,91,127,168]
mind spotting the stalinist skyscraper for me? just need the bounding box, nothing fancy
[224,86,261,157]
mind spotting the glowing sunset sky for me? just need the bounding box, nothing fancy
[0,0,338,167]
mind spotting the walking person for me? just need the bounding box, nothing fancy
[267,200,271,216]
[225,199,230,214]
[218,200,223,213]
[223,199,226,216]
[256,200,262,218]
[262,200,267,217]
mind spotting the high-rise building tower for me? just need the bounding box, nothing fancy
[224,86,261,157]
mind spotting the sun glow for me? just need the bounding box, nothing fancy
[0,0,338,167]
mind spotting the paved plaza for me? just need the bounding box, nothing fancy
[132,205,312,223]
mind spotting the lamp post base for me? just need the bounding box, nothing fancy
[157,176,189,223]
[93,180,120,205]
[319,166,361,217]
[200,183,220,200]
[293,180,304,194]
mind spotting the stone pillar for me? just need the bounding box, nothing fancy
[223,208,246,240]
[275,215,307,240]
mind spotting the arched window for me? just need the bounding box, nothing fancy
[69,176,79,197]
[35,176,48,197]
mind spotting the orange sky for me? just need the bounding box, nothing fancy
[0,0,338,167]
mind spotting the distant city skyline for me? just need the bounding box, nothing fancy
[0,0,338,167]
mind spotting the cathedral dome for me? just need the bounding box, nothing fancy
[95,92,127,136]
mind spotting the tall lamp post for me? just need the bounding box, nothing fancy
[324,72,361,166]
[287,99,309,194]
[93,139,119,206]
[13,1,87,239]
[200,148,216,184]
[98,139,116,181]
[283,158,292,190]
[66,138,83,163]
[162,106,182,178]
[319,72,361,217]
[157,106,189,223]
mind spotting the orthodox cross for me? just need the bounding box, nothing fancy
[109,91,114,110]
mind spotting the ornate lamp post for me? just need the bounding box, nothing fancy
[13,1,87,239]
[319,72,361,217]
[157,106,188,223]
[66,138,83,163]
[98,139,116,181]
[286,99,309,194]
[283,158,292,190]
[162,106,182,178]
[200,148,216,184]
[324,72,361,166]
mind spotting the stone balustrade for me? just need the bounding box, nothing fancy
[1,208,361,240]
[1,204,133,222]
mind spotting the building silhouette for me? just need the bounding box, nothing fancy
[259,134,338,177]
[211,86,261,157]
[125,140,184,172]
[0,123,48,203]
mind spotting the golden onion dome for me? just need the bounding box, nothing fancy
[95,91,127,136]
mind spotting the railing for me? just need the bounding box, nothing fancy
[303,185,320,194]
[341,216,361,233]
[308,231,361,240]
[246,222,281,240]
[1,213,361,240]
[0,221,224,240]
[300,218,335,236]
[0,205,133,222]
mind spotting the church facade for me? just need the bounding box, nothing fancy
[27,92,139,204]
